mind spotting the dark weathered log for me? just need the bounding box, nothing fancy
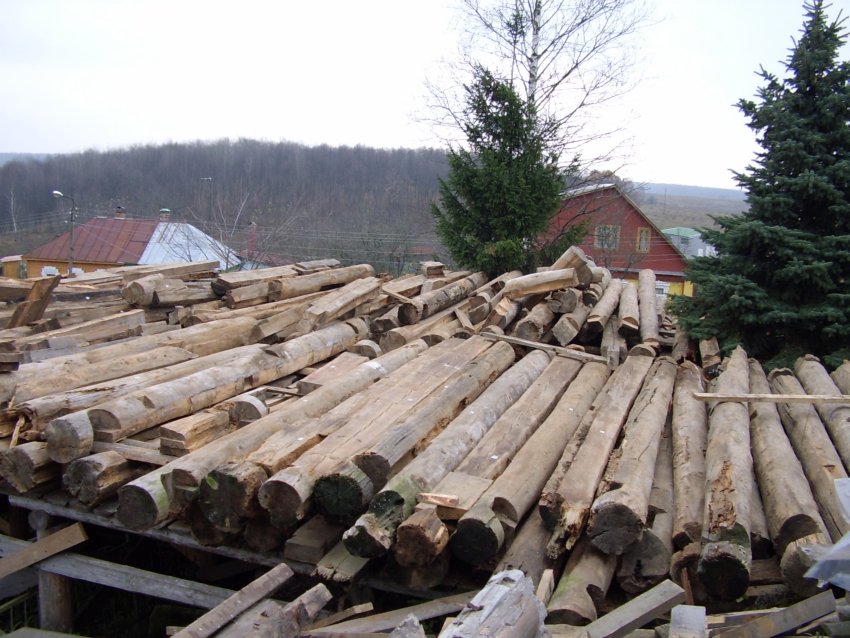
[495,509,560,590]
[601,316,627,367]
[63,450,144,505]
[748,360,827,558]
[617,423,674,593]
[440,569,548,638]
[588,358,676,556]
[551,303,590,346]
[512,303,555,343]
[547,288,581,314]
[795,354,850,470]
[485,297,524,331]
[769,367,849,542]
[671,329,692,363]
[0,441,59,492]
[618,282,640,338]
[671,361,707,549]
[398,272,487,325]
[450,361,609,566]
[314,340,516,521]
[698,346,753,601]
[749,475,773,560]
[546,536,616,625]
[545,355,655,556]
[343,350,550,559]
[637,269,660,348]
[699,337,721,377]
[779,532,830,597]
[116,340,429,531]
[502,269,579,300]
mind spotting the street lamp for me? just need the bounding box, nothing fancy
[52,190,77,276]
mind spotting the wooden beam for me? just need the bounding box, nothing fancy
[583,580,686,638]
[0,523,87,581]
[172,563,294,638]
[0,533,233,609]
[715,590,835,638]
[480,331,607,363]
[694,392,850,404]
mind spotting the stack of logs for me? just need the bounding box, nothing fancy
[0,251,846,630]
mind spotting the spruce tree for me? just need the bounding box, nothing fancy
[670,0,850,368]
[432,67,574,274]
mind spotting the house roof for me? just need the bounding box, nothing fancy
[662,226,701,238]
[27,217,159,264]
[26,217,234,268]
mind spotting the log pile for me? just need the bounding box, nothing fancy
[0,254,847,635]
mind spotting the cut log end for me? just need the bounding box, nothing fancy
[258,469,314,527]
[451,512,504,566]
[117,483,167,531]
[45,412,94,464]
[588,501,644,556]
[343,513,393,558]
[197,461,268,532]
[780,536,829,598]
[697,541,751,601]
[394,508,449,568]
[312,463,374,524]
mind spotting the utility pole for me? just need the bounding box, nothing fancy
[52,190,77,276]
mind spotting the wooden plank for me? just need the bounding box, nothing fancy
[481,331,607,363]
[670,605,707,638]
[308,603,375,630]
[172,562,294,638]
[8,276,61,329]
[0,533,233,609]
[0,523,86,580]
[694,392,850,404]
[305,592,474,634]
[716,590,836,638]
[584,580,686,638]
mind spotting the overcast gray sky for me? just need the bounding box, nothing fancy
[2,0,847,189]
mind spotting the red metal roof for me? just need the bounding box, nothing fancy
[27,217,159,264]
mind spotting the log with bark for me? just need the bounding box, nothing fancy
[512,302,555,343]
[450,361,610,566]
[584,279,624,337]
[501,269,579,300]
[670,361,707,549]
[546,536,617,625]
[63,450,145,505]
[769,367,849,542]
[543,354,655,557]
[296,277,383,334]
[0,441,60,492]
[398,272,488,325]
[549,246,595,286]
[552,303,590,346]
[342,350,551,559]
[637,269,660,348]
[618,282,640,339]
[698,346,753,601]
[272,264,375,301]
[587,357,676,555]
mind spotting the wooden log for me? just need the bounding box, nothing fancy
[794,354,850,471]
[485,296,524,331]
[545,355,655,556]
[437,569,547,638]
[159,411,234,456]
[273,264,375,300]
[588,358,677,555]
[398,272,487,325]
[699,337,721,377]
[122,273,166,305]
[618,282,640,338]
[672,329,692,363]
[637,269,660,348]
[831,360,850,395]
[585,279,624,337]
[297,277,382,333]
[779,532,830,597]
[450,361,610,566]
[153,282,218,307]
[502,269,580,300]
[297,352,369,395]
[552,303,590,346]
[698,346,753,601]
[512,302,556,342]
[380,299,471,350]
[116,340,430,530]
[549,246,595,286]
[547,288,582,314]
[547,536,617,625]
[258,337,492,526]
[601,316,627,367]
[343,350,551,559]
[769,367,849,542]
[749,473,773,560]
[0,441,59,492]
[350,339,382,359]
[617,422,674,594]
[343,340,514,492]
[213,265,297,292]
[671,361,707,549]
[63,450,144,505]
[217,583,332,638]
[172,562,294,638]
[496,509,560,590]
[87,320,367,446]
[750,362,828,554]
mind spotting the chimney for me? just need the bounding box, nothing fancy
[114,206,126,220]
[159,208,171,221]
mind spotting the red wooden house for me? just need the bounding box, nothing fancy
[545,183,692,296]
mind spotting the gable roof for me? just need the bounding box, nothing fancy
[26,217,235,268]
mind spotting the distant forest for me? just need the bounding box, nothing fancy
[0,140,449,273]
